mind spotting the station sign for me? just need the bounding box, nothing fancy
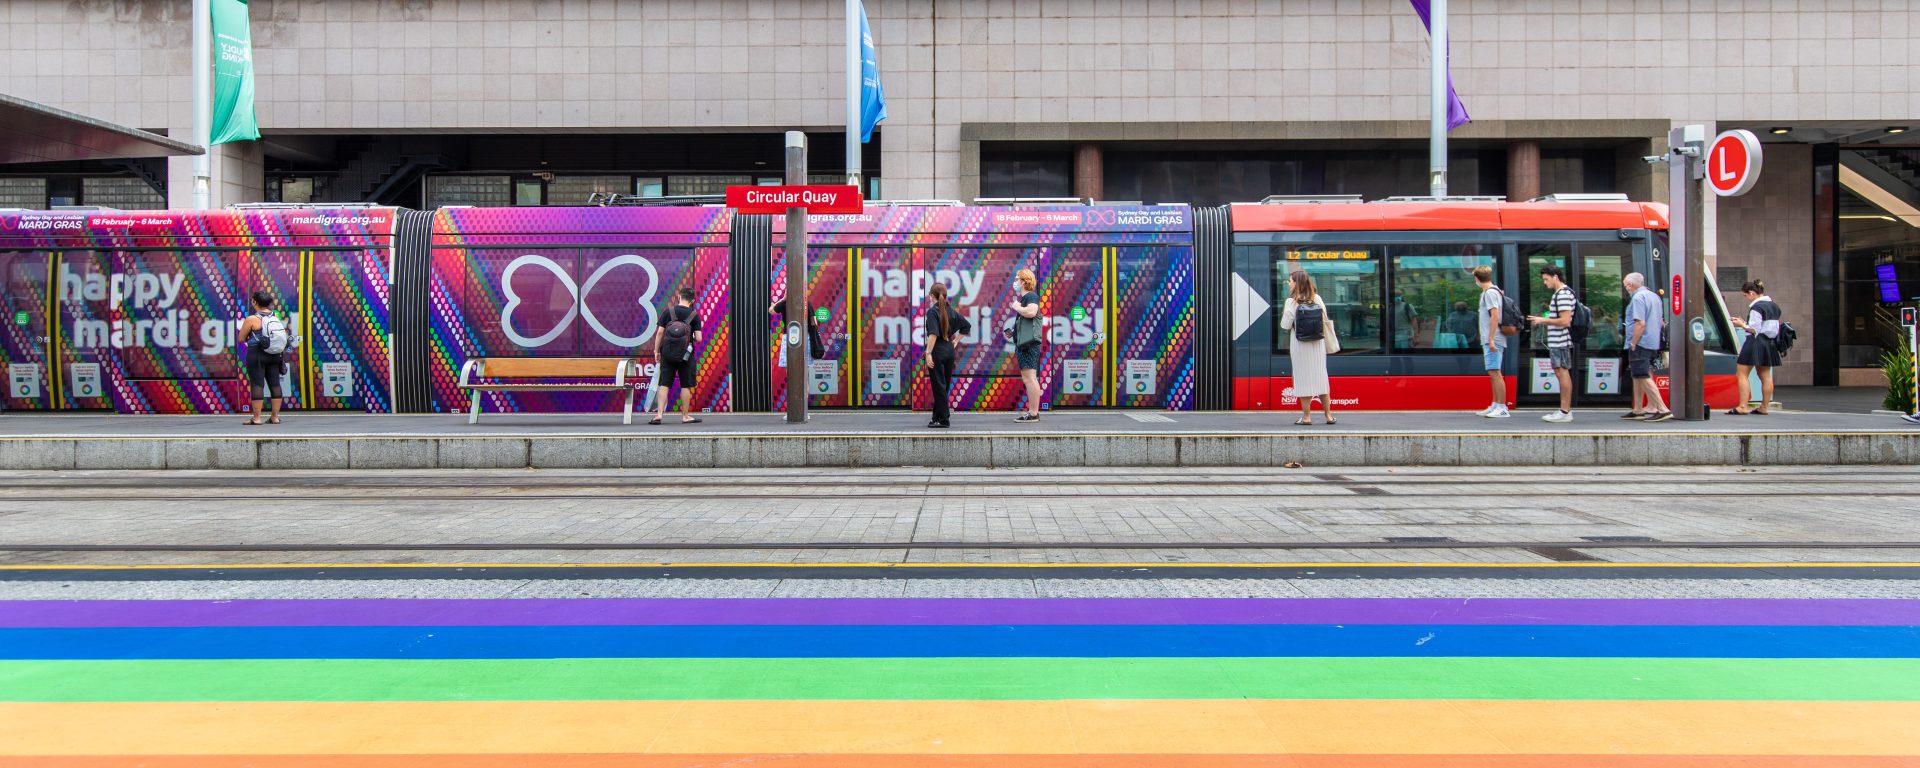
[727,185,863,214]
[1706,129,1764,197]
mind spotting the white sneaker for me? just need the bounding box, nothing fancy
[1476,404,1497,416]
[1541,410,1573,423]
[1486,405,1511,418]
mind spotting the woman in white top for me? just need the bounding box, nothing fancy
[1279,270,1341,425]
[1727,279,1782,415]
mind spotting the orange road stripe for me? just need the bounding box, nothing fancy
[2,701,1919,756]
[4,755,1920,768]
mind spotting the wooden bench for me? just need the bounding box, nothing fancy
[456,357,647,425]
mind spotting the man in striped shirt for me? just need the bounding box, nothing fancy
[1526,265,1577,422]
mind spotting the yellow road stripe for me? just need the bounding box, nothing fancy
[1,561,1916,571]
[0,700,1915,756]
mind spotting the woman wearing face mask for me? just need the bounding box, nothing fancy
[924,282,971,428]
[1009,268,1043,422]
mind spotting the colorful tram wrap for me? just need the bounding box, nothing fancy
[1222,199,1741,411]
[3,198,1734,415]
[0,208,394,414]
[765,205,1196,412]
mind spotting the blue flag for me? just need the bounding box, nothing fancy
[1407,0,1471,131]
[859,2,887,143]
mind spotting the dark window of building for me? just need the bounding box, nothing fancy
[980,153,1071,199]
[1836,147,1920,369]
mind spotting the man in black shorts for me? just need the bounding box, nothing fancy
[649,287,703,425]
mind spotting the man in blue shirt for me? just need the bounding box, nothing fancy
[1622,272,1672,422]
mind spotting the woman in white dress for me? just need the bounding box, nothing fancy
[1279,270,1341,425]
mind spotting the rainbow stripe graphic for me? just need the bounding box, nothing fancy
[428,206,734,414]
[3,595,1915,765]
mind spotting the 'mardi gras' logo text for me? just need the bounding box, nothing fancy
[58,266,287,356]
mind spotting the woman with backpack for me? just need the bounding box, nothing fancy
[237,291,294,426]
[1727,279,1782,416]
[923,282,972,428]
[1279,270,1340,425]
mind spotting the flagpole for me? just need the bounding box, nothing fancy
[192,0,212,209]
[1428,0,1448,198]
[845,0,861,190]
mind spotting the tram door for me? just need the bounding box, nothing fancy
[0,251,52,410]
[1513,240,1636,404]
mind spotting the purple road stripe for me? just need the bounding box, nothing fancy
[1,598,1915,628]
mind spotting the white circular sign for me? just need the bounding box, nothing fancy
[1706,129,1763,197]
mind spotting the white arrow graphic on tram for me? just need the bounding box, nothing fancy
[1230,271,1270,341]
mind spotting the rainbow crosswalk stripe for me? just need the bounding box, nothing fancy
[1,597,1917,766]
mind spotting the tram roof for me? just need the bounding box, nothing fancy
[1229,200,1669,233]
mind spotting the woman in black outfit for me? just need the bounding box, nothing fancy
[1727,279,1782,415]
[924,282,971,428]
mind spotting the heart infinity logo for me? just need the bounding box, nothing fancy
[499,254,661,348]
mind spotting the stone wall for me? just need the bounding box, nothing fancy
[1716,143,1814,385]
[1,0,1913,201]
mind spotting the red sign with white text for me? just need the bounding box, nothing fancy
[1671,275,1684,315]
[726,185,863,214]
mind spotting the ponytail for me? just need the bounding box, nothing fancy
[929,283,952,341]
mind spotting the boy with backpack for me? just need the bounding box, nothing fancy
[649,287,703,425]
[1526,265,1582,423]
[1473,266,1517,418]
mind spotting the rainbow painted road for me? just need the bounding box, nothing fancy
[3,592,1920,767]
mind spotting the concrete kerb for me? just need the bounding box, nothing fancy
[0,431,1914,470]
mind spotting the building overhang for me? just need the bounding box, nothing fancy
[0,93,203,164]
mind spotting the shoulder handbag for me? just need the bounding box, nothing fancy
[1013,311,1043,348]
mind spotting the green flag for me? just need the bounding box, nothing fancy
[210,0,259,145]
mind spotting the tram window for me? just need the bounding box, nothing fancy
[1579,242,1632,353]
[1387,244,1497,352]
[1273,246,1380,354]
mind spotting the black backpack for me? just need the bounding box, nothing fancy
[1563,289,1592,341]
[659,306,694,362]
[1496,289,1524,337]
[1293,301,1325,342]
[1773,321,1797,355]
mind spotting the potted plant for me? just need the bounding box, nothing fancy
[1884,346,1917,415]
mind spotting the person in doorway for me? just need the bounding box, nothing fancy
[1727,279,1782,416]
[1391,289,1420,349]
[1280,270,1341,425]
[1010,268,1044,422]
[769,294,826,370]
[924,282,972,429]
[1526,265,1577,422]
[649,287,704,425]
[1622,272,1673,421]
[1472,266,1510,418]
[1445,300,1479,349]
[237,291,295,426]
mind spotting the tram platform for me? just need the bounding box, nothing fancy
[0,408,1914,470]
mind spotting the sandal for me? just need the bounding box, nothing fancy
[648,417,663,425]
[1325,416,1337,425]
[1724,409,1750,416]
[267,417,281,425]
[1295,417,1312,426]
[242,418,262,426]
[682,417,703,424]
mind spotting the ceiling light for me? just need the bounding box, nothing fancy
[1889,127,1910,134]
[1769,127,1791,135]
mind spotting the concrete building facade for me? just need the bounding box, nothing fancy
[2,0,1917,385]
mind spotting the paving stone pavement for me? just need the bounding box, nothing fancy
[0,466,1916,565]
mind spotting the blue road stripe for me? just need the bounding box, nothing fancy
[0,624,1915,660]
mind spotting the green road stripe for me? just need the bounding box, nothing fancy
[5,657,1919,702]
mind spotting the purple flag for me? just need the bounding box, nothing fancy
[1407,0,1472,131]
